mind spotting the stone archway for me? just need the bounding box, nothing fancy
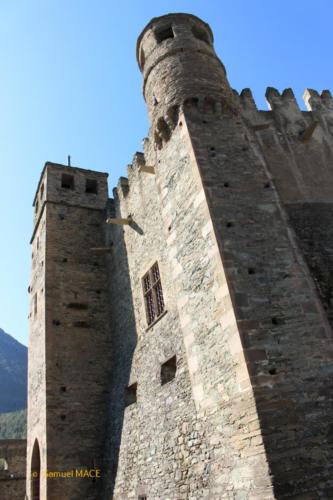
[30,439,40,500]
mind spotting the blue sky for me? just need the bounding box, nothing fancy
[0,0,332,346]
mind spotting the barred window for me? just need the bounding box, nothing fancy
[142,262,165,326]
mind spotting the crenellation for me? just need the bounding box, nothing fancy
[303,88,324,111]
[265,87,302,119]
[321,88,333,109]
[117,176,129,197]
[239,88,258,111]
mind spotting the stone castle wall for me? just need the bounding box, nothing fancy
[26,12,333,500]
[238,87,333,329]
[102,124,274,498]
[0,440,26,500]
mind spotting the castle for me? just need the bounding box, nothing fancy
[25,12,333,500]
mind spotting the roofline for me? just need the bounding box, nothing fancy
[32,162,109,206]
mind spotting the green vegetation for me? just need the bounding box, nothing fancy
[0,409,27,439]
[0,327,27,413]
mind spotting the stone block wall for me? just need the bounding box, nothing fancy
[238,87,333,329]
[182,98,333,496]
[0,439,26,500]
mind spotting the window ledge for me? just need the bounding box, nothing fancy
[145,310,168,331]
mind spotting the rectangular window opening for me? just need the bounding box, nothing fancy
[138,496,147,500]
[61,174,74,190]
[155,25,174,43]
[142,262,165,326]
[72,321,90,328]
[33,293,38,316]
[161,355,177,385]
[67,303,88,310]
[125,382,137,407]
[86,179,98,194]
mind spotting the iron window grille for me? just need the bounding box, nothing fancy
[142,262,165,326]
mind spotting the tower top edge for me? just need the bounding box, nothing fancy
[136,12,213,65]
[32,162,109,206]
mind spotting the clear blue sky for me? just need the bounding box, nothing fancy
[0,0,332,346]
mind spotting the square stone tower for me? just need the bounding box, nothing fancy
[27,163,112,500]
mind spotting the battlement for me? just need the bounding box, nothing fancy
[109,85,332,204]
[232,87,333,114]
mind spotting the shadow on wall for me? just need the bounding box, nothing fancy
[102,197,137,498]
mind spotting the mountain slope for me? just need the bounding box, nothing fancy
[0,409,27,439]
[0,328,27,413]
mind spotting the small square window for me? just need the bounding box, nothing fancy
[138,496,147,500]
[155,25,174,43]
[161,355,177,385]
[86,179,98,194]
[142,262,165,326]
[125,383,137,407]
[61,174,74,190]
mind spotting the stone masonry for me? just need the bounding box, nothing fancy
[27,13,333,500]
[0,439,26,500]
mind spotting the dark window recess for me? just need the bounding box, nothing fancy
[140,47,145,68]
[271,317,284,326]
[33,293,38,316]
[85,179,98,194]
[61,174,74,190]
[73,321,90,328]
[142,262,165,326]
[138,496,147,500]
[67,303,88,310]
[161,355,177,385]
[191,25,210,44]
[125,383,137,407]
[60,386,66,392]
[155,25,174,43]
[52,320,60,326]
[60,415,66,420]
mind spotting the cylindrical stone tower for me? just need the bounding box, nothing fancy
[137,13,236,148]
